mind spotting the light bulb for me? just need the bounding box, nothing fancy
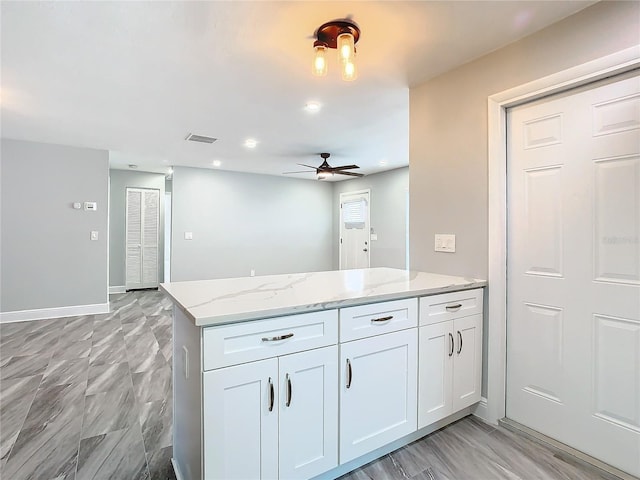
[337,32,355,62]
[312,44,328,77]
[342,58,357,82]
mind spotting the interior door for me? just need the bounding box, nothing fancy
[125,187,159,290]
[339,190,370,270]
[507,73,640,476]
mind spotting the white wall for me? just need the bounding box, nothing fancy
[332,167,409,270]
[171,167,334,281]
[409,0,640,397]
[109,169,166,289]
[0,139,109,313]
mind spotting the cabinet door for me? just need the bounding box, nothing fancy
[340,329,417,464]
[203,358,278,480]
[418,321,454,428]
[279,346,338,480]
[453,314,482,411]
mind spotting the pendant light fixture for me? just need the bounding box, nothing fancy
[312,19,360,81]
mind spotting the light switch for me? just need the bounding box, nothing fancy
[184,232,193,240]
[90,231,99,241]
[435,234,455,253]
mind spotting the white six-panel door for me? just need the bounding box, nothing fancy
[507,73,640,476]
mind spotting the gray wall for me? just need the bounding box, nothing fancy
[171,167,333,281]
[109,169,166,288]
[0,139,109,312]
[409,0,640,397]
[332,167,409,270]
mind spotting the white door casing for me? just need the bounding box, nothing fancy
[125,187,159,290]
[339,190,371,270]
[506,73,640,476]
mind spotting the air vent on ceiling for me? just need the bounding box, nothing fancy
[185,133,217,144]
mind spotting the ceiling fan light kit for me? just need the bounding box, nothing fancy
[312,19,360,81]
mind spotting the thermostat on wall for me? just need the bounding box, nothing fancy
[84,202,97,211]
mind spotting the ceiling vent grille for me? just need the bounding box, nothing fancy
[186,133,217,144]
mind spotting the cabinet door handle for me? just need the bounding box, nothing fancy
[449,333,454,357]
[346,359,353,389]
[371,315,393,323]
[262,333,294,342]
[285,374,292,407]
[457,331,463,354]
[268,377,274,412]
[445,303,462,312]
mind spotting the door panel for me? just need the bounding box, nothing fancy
[279,346,338,480]
[418,322,452,428]
[507,73,640,476]
[339,191,370,270]
[452,314,482,411]
[203,359,278,480]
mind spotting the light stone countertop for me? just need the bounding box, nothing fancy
[160,267,486,327]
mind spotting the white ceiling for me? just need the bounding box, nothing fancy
[1,1,596,180]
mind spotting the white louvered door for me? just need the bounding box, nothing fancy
[507,73,640,476]
[126,188,159,290]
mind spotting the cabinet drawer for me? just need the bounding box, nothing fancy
[340,298,418,342]
[202,310,338,370]
[419,288,483,326]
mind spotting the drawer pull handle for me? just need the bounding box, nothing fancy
[457,331,463,354]
[449,333,454,357]
[268,377,274,412]
[445,303,462,311]
[262,333,294,342]
[346,359,353,389]
[286,374,292,407]
[371,315,393,323]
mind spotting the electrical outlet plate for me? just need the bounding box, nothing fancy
[435,234,456,253]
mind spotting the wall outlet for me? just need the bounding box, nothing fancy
[184,232,193,240]
[435,234,456,253]
[250,269,255,277]
[90,231,99,241]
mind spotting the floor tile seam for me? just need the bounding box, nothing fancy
[73,385,89,480]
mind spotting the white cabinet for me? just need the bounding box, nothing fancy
[339,328,418,463]
[203,346,338,480]
[418,313,482,428]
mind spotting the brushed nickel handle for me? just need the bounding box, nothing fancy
[262,333,294,342]
[446,303,462,312]
[449,333,454,357]
[286,374,292,407]
[268,377,274,412]
[457,331,463,354]
[371,315,393,323]
[346,359,352,389]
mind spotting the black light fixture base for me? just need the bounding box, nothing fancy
[315,20,360,49]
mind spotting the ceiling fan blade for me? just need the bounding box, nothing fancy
[336,171,364,177]
[330,165,360,170]
[283,170,314,174]
[296,163,318,169]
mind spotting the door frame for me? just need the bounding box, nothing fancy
[339,189,371,270]
[485,45,640,425]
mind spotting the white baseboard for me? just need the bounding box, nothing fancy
[108,286,126,294]
[0,302,110,323]
[472,396,490,423]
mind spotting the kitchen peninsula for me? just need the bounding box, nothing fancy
[161,268,487,480]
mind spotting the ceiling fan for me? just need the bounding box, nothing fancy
[283,153,364,179]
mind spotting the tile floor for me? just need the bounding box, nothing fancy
[1,289,615,480]
[0,289,175,480]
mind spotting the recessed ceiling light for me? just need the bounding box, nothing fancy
[244,138,258,149]
[128,164,138,169]
[212,160,222,167]
[379,159,388,166]
[304,101,322,113]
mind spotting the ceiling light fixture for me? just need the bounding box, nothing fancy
[312,19,360,81]
[304,101,322,113]
[244,138,258,149]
